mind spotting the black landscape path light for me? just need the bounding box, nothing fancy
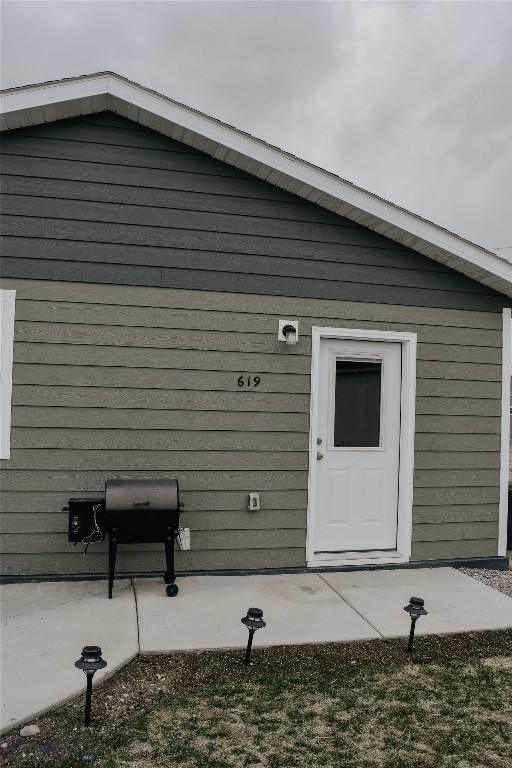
[241,607,266,665]
[75,645,107,726]
[403,597,428,658]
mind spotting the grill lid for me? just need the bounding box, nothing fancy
[105,478,179,511]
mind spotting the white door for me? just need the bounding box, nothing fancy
[313,338,402,553]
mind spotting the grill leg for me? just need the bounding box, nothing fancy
[164,534,178,597]
[108,534,117,599]
[164,535,176,583]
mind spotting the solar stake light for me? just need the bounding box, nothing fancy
[241,607,266,665]
[403,597,428,657]
[75,645,107,726]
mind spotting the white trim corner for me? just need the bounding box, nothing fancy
[306,326,417,567]
[0,289,16,460]
[498,307,511,556]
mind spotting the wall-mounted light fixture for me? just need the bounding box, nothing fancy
[278,320,299,345]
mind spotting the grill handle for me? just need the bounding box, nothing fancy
[133,500,150,507]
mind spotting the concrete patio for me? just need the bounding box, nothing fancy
[1,567,511,735]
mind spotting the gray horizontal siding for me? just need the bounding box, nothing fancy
[413,505,498,524]
[0,278,504,576]
[1,509,306,534]
[0,549,306,577]
[3,195,416,250]
[0,468,500,490]
[3,449,309,471]
[1,529,306,554]
[0,470,309,492]
[4,257,503,312]
[1,133,251,177]
[7,430,501,462]
[0,152,314,202]
[0,489,307,514]
[9,428,307,451]
[414,452,500,468]
[412,540,498,560]
[0,171,414,226]
[10,368,503,415]
[12,316,501,354]
[412,522,498,542]
[413,487,499,505]
[11,408,308,432]
[414,434,500,451]
[1,504,498,535]
[13,299,504,339]
[5,280,504,327]
[11,385,310,413]
[1,111,508,312]
[14,364,310,394]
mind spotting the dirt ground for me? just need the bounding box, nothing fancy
[2,629,511,768]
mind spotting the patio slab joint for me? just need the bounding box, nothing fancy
[317,572,386,639]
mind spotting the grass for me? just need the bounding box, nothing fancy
[53,655,512,768]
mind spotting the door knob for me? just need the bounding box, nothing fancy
[317,452,324,461]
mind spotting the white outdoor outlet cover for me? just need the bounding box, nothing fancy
[178,527,191,551]
[278,319,299,342]
[248,492,261,511]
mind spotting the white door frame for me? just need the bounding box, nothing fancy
[306,326,417,568]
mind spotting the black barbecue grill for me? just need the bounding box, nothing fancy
[104,478,183,599]
[65,478,184,599]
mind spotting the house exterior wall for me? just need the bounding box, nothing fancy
[0,112,507,577]
[0,278,503,576]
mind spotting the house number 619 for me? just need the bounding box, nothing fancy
[238,375,261,388]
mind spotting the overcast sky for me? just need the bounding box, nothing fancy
[2,1,511,254]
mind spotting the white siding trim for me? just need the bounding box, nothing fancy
[306,326,417,567]
[0,290,16,460]
[498,307,511,556]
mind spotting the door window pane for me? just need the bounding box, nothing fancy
[334,360,382,447]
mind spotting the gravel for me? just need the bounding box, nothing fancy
[458,565,512,597]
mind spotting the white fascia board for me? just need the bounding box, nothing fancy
[2,72,512,298]
[0,72,110,114]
